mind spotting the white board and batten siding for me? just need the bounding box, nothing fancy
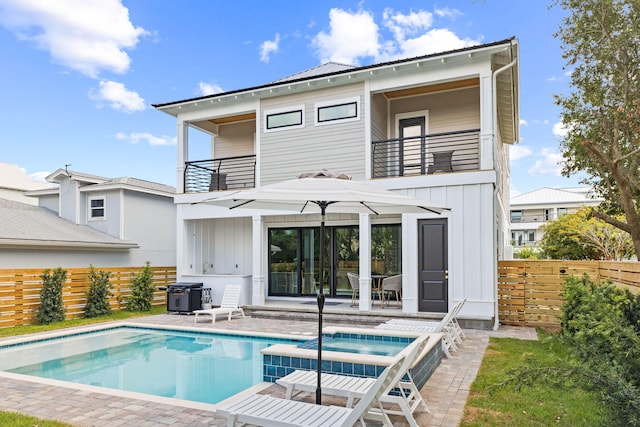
[402,182,496,321]
[259,83,367,183]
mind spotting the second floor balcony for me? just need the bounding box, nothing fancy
[184,154,256,193]
[372,128,480,179]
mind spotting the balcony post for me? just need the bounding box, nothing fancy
[358,213,372,311]
[177,120,188,193]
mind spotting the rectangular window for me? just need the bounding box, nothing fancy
[510,210,523,223]
[557,208,568,217]
[264,105,304,131]
[528,231,535,241]
[90,198,105,219]
[318,102,357,122]
[315,97,360,125]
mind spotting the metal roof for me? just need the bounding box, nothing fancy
[152,37,516,109]
[510,187,602,206]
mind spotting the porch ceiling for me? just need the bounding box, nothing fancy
[383,77,479,99]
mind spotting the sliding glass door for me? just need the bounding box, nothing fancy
[268,224,400,298]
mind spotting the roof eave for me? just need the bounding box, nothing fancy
[0,239,139,250]
[152,37,517,115]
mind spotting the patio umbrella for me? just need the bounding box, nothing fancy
[202,169,446,404]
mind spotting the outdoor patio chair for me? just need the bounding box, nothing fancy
[374,300,467,359]
[386,298,467,344]
[276,334,430,427]
[193,284,245,323]
[347,272,359,307]
[381,274,402,307]
[217,345,408,427]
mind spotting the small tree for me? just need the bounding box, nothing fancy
[84,266,113,318]
[126,262,155,311]
[37,268,66,324]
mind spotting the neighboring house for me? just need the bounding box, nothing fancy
[509,187,602,249]
[0,169,176,269]
[153,37,520,328]
[0,162,51,205]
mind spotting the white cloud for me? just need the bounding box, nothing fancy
[311,7,480,65]
[260,33,280,63]
[90,80,145,112]
[527,148,563,176]
[28,171,52,184]
[520,119,528,126]
[0,0,147,78]
[553,121,569,138]
[312,8,380,65]
[116,132,176,146]
[198,81,223,96]
[510,145,533,161]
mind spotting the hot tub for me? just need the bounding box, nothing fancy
[261,326,443,390]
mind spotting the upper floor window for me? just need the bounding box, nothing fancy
[510,210,523,223]
[89,197,105,220]
[315,97,360,125]
[264,105,305,132]
[557,208,568,217]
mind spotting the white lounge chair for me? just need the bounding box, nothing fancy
[276,334,430,427]
[217,347,408,427]
[374,299,467,359]
[193,284,245,323]
[387,298,467,344]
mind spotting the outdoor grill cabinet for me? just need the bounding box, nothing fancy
[166,282,203,313]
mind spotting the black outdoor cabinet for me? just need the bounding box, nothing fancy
[166,282,203,313]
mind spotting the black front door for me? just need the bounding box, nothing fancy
[418,218,448,312]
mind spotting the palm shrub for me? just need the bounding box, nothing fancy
[84,266,113,318]
[37,268,66,324]
[126,262,155,311]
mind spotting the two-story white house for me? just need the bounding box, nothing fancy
[509,187,602,250]
[0,169,177,269]
[153,37,520,328]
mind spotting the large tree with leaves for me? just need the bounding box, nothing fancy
[554,0,640,258]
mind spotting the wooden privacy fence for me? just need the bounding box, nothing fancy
[0,266,176,328]
[498,260,640,327]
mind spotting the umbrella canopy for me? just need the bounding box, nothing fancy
[204,170,446,216]
[202,170,446,404]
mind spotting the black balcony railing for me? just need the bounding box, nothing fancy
[372,128,480,178]
[184,155,256,193]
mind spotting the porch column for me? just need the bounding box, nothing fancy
[358,213,372,311]
[251,215,265,305]
[176,119,188,193]
[479,67,494,170]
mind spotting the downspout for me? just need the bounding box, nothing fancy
[491,42,517,331]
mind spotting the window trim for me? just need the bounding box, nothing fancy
[314,97,360,126]
[89,196,106,221]
[264,105,305,132]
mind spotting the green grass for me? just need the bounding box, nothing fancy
[461,331,612,426]
[0,305,166,338]
[0,411,73,427]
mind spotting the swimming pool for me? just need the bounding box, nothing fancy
[0,325,302,405]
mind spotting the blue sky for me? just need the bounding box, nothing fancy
[0,0,579,195]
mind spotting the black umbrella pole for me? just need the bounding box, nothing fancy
[316,293,324,404]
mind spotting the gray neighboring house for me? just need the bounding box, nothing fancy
[0,169,176,269]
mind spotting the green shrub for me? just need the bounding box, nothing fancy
[84,266,113,318]
[126,262,155,311]
[501,275,640,426]
[37,268,66,324]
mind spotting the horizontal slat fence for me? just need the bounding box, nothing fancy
[0,266,175,328]
[498,260,640,327]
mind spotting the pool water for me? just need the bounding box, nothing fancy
[0,327,299,405]
[297,334,410,356]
